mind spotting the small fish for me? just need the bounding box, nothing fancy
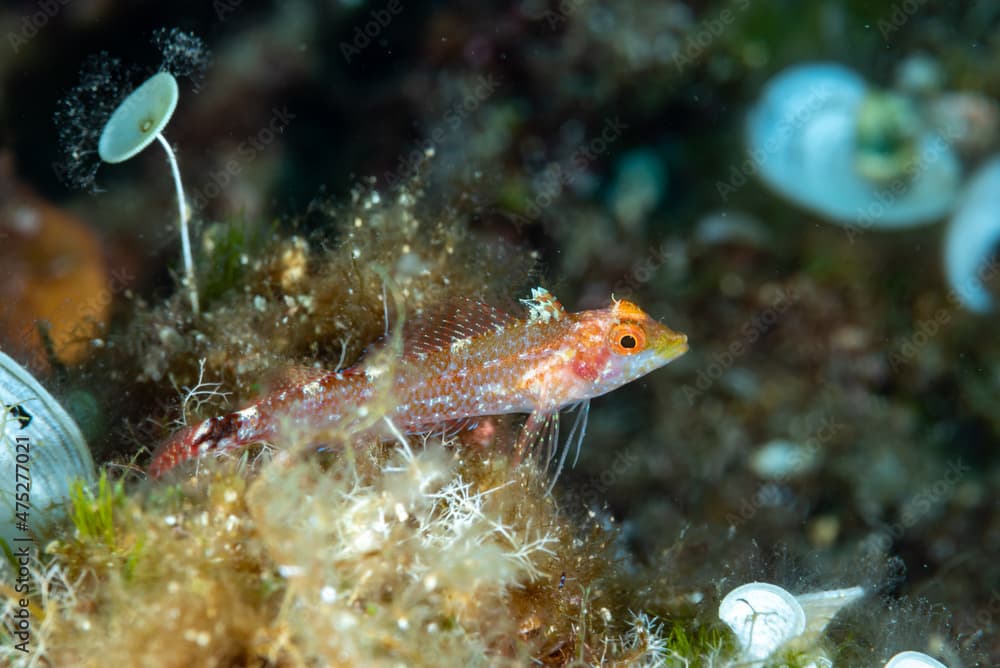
[148,288,688,480]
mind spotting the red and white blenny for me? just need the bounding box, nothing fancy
[148,288,688,479]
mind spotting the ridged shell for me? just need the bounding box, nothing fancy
[0,351,95,547]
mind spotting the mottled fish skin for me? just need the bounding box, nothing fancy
[148,288,688,478]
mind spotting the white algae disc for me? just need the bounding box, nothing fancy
[746,62,960,228]
[98,71,179,164]
[718,581,806,662]
[0,351,95,547]
[944,156,1000,312]
[884,650,948,668]
[796,585,866,639]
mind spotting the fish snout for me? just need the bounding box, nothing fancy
[653,326,689,361]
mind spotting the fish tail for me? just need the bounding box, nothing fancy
[148,406,262,478]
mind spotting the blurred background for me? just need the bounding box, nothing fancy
[1,0,998,663]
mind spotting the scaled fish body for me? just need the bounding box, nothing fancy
[148,288,688,478]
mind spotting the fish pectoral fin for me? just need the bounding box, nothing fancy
[547,400,589,494]
[513,402,591,491]
[413,416,480,440]
[514,409,558,464]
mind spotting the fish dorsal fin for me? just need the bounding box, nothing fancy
[403,297,514,359]
[519,287,565,324]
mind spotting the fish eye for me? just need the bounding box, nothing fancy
[610,323,645,355]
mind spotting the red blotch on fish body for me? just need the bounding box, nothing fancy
[572,355,600,382]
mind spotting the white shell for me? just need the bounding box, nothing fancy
[718,581,806,662]
[796,585,865,638]
[98,71,179,163]
[944,156,1000,312]
[0,352,95,547]
[746,62,960,228]
[884,650,948,668]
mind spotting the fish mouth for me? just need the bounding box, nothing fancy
[653,328,689,361]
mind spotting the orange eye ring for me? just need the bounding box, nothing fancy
[609,322,646,355]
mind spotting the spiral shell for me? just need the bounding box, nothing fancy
[0,351,95,547]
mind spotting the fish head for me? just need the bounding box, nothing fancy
[565,298,688,400]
